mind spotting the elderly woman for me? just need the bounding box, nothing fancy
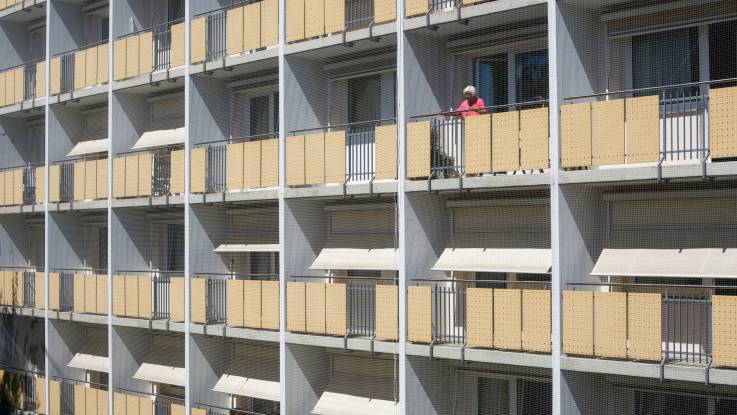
[455,86,486,118]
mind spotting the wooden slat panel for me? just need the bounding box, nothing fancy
[51,57,61,94]
[406,121,430,178]
[169,149,185,195]
[375,284,398,341]
[227,6,245,55]
[324,130,345,183]
[260,138,279,187]
[260,0,279,47]
[191,278,207,324]
[522,289,550,353]
[591,99,625,166]
[191,409,207,415]
[169,23,185,68]
[170,404,185,415]
[560,103,592,168]
[138,32,153,76]
[519,108,549,170]
[169,277,185,321]
[305,282,326,334]
[227,279,245,327]
[712,295,737,367]
[324,0,345,34]
[243,2,261,52]
[35,61,45,98]
[374,0,396,24]
[374,124,397,180]
[405,0,427,17]
[124,155,139,197]
[74,384,86,415]
[137,275,151,319]
[286,135,305,186]
[226,142,245,190]
[464,114,492,175]
[85,45,98,87]
[97,389,108,415]
[261,280,280,330]
[73,273,85,313]
[593,292,627,359]
[124,276,138,317]
[243,280,262,328]
[627,292,662,362]
[562,291,594,356]
[0,172,5,205]
[36,377,45,414]
[49,273,60,311]
[97,43,109,85]
[407,285,432,343]
[137,153,152,197]
[50,381,61,415]
[190,147,206,193]
[85,386,98,415]
[85,160,97,200]
[325,283,346,335]
[96,158,108,200]
[49,165,61,202]
[11,168,21,205]
[493,288,522,350]
[35,166,44,204]
[4,69,14,105]
[113,393,125,415]
[3,170,12,205]
[191,17,207,63]
[34,272,45,310]
[710,86,737,158]
[286,281,306,332]
[84,274,97,314]
[466,287,493,348]
[112,275,125,316]
[73,161,85,201]
[491,111,520,172]
[0,71,5,106]
[125,35,139,79]
[112,157,126,198]
[625,95,660,163]
[126,394,139,415]
[243,140,262,189]
[286,0,305,42]
[304,132,325,185]
[12,67,22,104]
[113,40,126,81]
[96,275,108,315]
[12,271,22,306]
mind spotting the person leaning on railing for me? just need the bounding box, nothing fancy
[453,85,486,118]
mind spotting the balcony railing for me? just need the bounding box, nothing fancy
[0,367,44,412]
[49,377,109,415]
[114,20,184,81]
[215,273,280,330]
[404,0,491,17]
[346,0,374,30]
[0,163,43,206]
[51,41,109,96]
[0,59,45,107]
[115,390,185,415]
[113,271,184,321]
[286,0,395,43]
[191,275,228,325]
[113,147,183,198]
[152,20,185,72]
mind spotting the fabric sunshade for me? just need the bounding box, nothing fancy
[213,244,279,253]
[132,363,186,387]
[309,248,399,271]
[212,374,280,401]
[67,139,109,157]
[311,391,398,415]
[432,248,552,274]
[591,248,737,278]
[131,127,185,150]
[67,353,109,373]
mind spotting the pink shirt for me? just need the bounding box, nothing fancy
[456,98,486,118]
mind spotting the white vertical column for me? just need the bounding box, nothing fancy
[43,0,51,413]
[107,1,115,414]
[183,0,192,412]
[396,0,407,413]
[277,0,287,412]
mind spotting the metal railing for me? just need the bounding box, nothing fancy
[61,381,74,415]
[346,0,373,29]
[204,9,228,61]
[22,271,35,308]
[194,276,227,325]
[22,372,36,411]
[59,53,75,95]
[194,401,276,415]
[152,151,172,196]
[153,20,183,71]
[153,274,172,320]
[23,61,39,101]
[59,162,75,203]
[22,165,36,205]
[59,272,74,312]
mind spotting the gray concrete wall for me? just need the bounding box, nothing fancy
[283,344,328,415]
[283,199,327,278]
[48,105,86,163]
[0,117,43,167]
[0,21,32,69]
[47,321,107,382]
[0,315,44,372]
[403,32,451,118]
[283,56,329,132]
[49,0,85,56]
[190,76,230,146]
[110,92,148,156]
[0,215,42,268]
[110,208,153,273]
[189,205,230,275]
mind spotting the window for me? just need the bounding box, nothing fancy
[29,29,46,61]
[250,252,277,277]
[101,18,110,42]
[347,75,381,123]
[477,377,509,415]
[515,50,549,103]
[166,224,184,271]
[632,27,699,90]
[517,380,551,415]
[249,95,271,136]
[634,390,708,415]
[709,21,737,86]
[475,54,508,110]
[168,0,185,21]
[98,227,107,271]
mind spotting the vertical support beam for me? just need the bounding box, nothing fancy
[184,1,192,414]
[396,0,406,414]
[43,1,52,414]
[278,0,287,410]
[107,2,116,415]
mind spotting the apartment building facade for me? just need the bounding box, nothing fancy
[0,0,736,414]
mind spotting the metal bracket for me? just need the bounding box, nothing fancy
[455,2,469,25]
[460,341,466,363]
[701,150,711,180]
[705,357,713,386]
[368,21,381,42]
[370,335,376,354]
[429,339,436,359]
[659,356,667,382]
[426,171,436,193]
[425,13,438,31]
[341,30,354,48]
[343,334,349,351]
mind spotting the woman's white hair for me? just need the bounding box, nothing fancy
[463,85,477,95]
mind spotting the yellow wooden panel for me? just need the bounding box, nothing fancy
[96,158,108,200]
[125,394,138,415]
[73,50,87,90]
[12,67,23,104]
[85,386,98,415]
[519,108,549,170]
[243,140,262,189]
[324,130,345,183]
[305,282,326,334]
[243,2,261,52]
[48,165,60,202]
[375,124,397,180]
[34,272,45,310]
[227,279,245,327]
[406,121,430,178]
[261,280,280,330]
[124,276,138,317]
[493,289,522,350]
[74,384,86,415]
[0,71,6,107]
[112,275,125,316]
[112,157,126,198]
[286,0,305,42]
[96,275,108,315]
[35,166,45,204]
[260,0,279,47]
[560,103,592,168]
[304,132,325,185]
[286,135,305,186]
[324,0,345,34]
[405,0,427,17]
[191,278,207,324]
[226,142,244,190]
[4,69,14,105]
[51,57,61,94]
[11,168,21,205]
[407,285,432,343]
[84,274,97,314]
[190,147,206,193]
[712,295,737,367]
[170,404,185,415]
[85,44,98,87]
[374,0,396,24]
[491,111,520,172]
[3,170,13,205]
[286,281,306,332]
[170,277,185,321]
[113,393,126,415]
[73,161,85,201]
[593,292,627,359]
[169,149,185,195]
[562,290,594,356]
[170,23,185,68]
[466,287,493,348]
[191,409,207,415]
[261,138,279,187]
[49,273,60,311]
[97,389,108,415]
[325,283,346,335]
[464,114,492,175]
[627,292,662,362]
[125,36,139,79]
[625,95,660,163]
[124,155,139,197]
[73,273,86,313]
[710,86,737,158]
[375,284,398,341]
[36,377,45,414]
[12,271,23,306]
[227,6,245,55]
[50,381,61,415]
[35,61,45,98]
[138,31,153,76]
[137,275,151,319]
[242,280,262,328]
[97,43,109,85]
[137,153,152,196]
[191,17,207,63]
[591,99,625,166]
[113,40,126,81]
[85,160,97,200]
[522,289,550,353]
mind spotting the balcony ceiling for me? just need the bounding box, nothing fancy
[1,3,45,24]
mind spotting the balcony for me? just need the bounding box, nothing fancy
[286,120,398,188]
[50,42,109,97]
[48,378,108,415]
[49,158,108,204]
[0,0,22,12]
[407,102,549,184]
[405,0,493,16]
[0,164,43,207]
[0,59,45,108]
[0,367,44,413]
[112,147,185,199]
[560,81,737,177]
[0,268,43,309]
[113,390,188,415]
[113,20,185,81]
[286,0,396,44]
[112,272,184,321]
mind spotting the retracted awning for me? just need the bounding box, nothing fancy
[67,139,109,157]
[132,363,186,387]
[311,391,398,415]
[432,248,552,274]
[67,353,109,373]
[131,127,185,150]
[309,248,399,271]
[212,374,280,401]
[591,248,737,278]
[213,244,279,253]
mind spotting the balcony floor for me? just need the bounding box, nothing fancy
[559,160,737,186]
[406,342,552,368]
[286,331,399,354]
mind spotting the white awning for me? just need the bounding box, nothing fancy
[432,248,552,274]
[591,248,737,278]
[312,392,398,415]
[67,353,109,373]
[131,127,185,150]
[67,139,109,157]
[212,375,280,401]
[132,363,186,387]
[309,248,399,271]
[213,244,279,253]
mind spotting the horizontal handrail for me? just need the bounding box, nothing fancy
[51,154,108,165]
[0,366,44,376]
[564,77,737,101]
[193,402,265,415]
[290,274,398,281]
[0,265,44,271]
[193,272,279,279]
[114,269,184,275]
[193,132,279,147]
[411,278,551,286]
[115,387,184,401]
[567,282,737,290]
[411,99,549,119]
[50,375,108,389]
[116,18,185,40]
[0,58,44,74]
[193,0,254,18]
[52,39,109,59]
[0,162,44,171]
[289,118,397,135]
[51,267,107,273]
[115,143,183,157]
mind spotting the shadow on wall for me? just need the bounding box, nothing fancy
[0,313,43,411]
